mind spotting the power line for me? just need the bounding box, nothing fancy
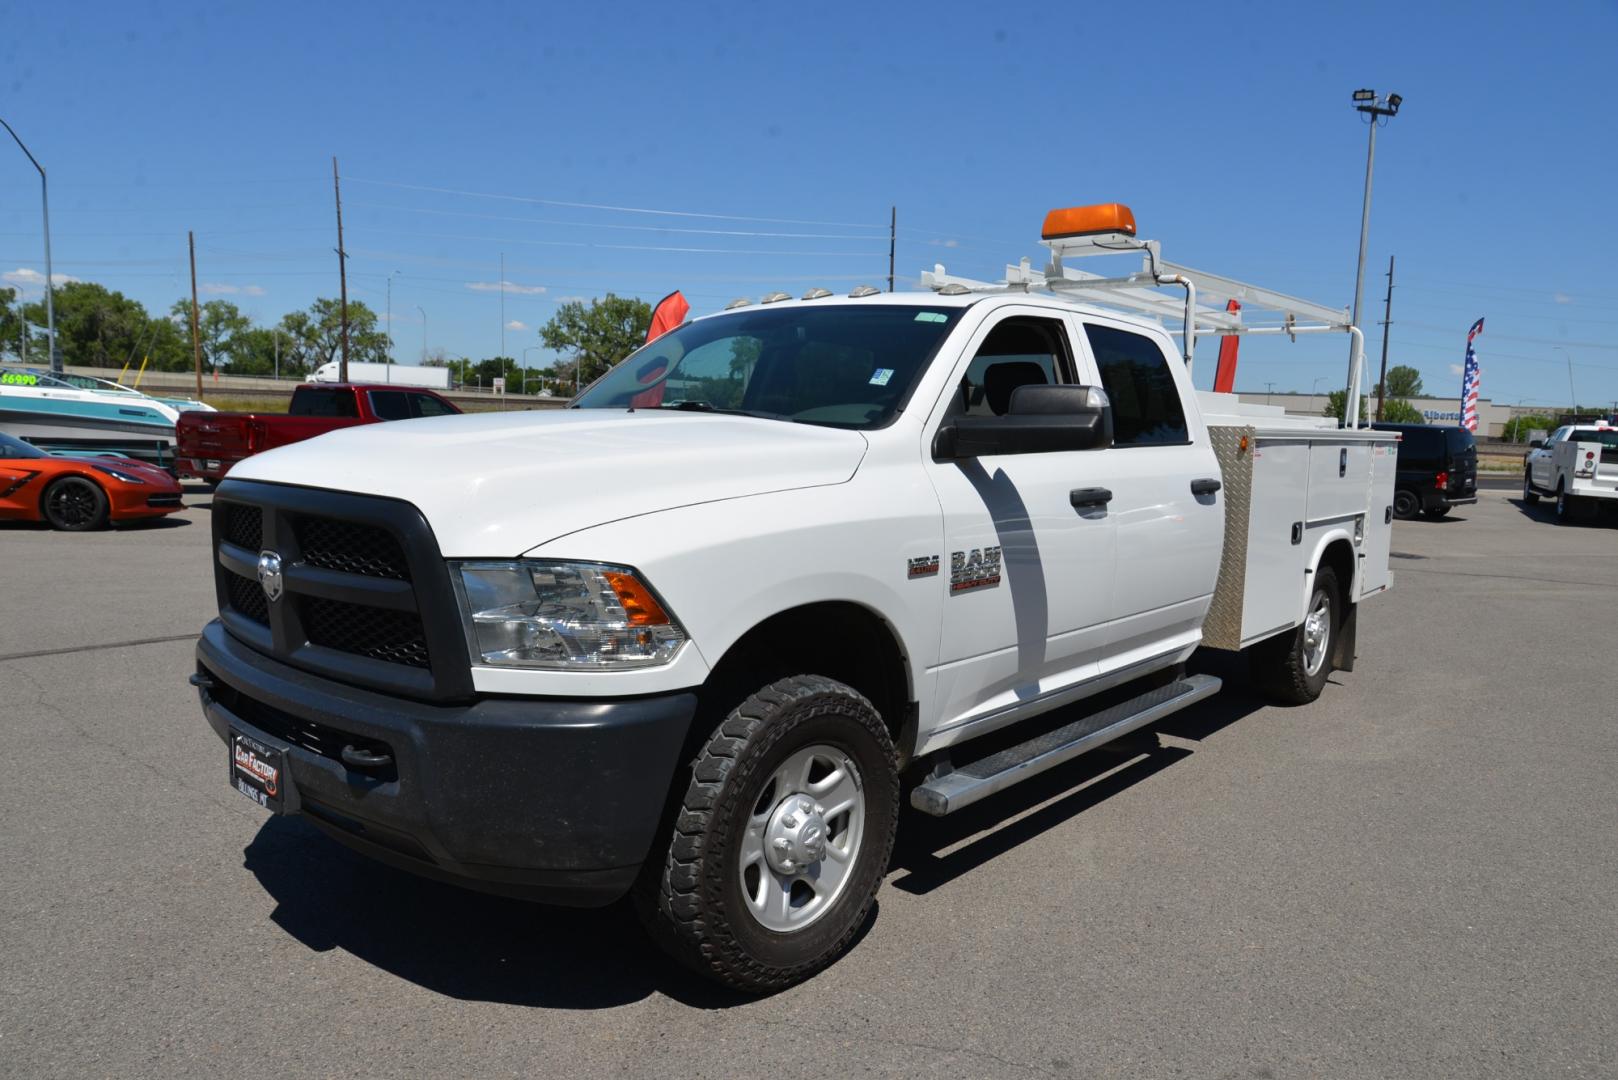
[345,176,890,230]
[346,201,885,240]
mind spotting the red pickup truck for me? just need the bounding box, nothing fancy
[177,383,460,482]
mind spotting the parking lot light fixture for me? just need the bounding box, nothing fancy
[1344,89,1402,410]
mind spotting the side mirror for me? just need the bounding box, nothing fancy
[933,385,1113,459]
[1529,439,1544,448]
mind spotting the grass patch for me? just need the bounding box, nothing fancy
[198,395,291,413]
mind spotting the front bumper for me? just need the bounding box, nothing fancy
[196,619,697,906]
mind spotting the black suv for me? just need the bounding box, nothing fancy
[1372,423,1479,519]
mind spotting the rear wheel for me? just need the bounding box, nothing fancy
[1250,566,1339,705]
[637,675,899,993]
[1556,482,1579,525]
[1392,488,1420,520]
[1522,471,1539,505]
[41,476,109,531]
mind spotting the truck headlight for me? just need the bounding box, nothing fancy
[450,560,687,669]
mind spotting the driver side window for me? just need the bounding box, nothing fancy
[950,316,1073,419]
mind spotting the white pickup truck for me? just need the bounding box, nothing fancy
[192,205,1396,991]
[1523,422,1618,522]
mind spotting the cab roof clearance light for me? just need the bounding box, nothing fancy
[1041,203,1137,241]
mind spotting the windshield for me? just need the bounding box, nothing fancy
[572,304,963,429]
[0,432,49,459]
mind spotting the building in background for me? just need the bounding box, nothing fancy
[1233,392,1533,438]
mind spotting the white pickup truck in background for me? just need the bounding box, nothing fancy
[192,204,1397,992]
[1524,422,1618,522]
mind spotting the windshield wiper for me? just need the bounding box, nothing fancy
[658,401,792,422]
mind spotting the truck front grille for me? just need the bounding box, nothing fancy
[210,480,472,701]
[302,596,430,668]
[296,517,411,581]
[225,569,269,624]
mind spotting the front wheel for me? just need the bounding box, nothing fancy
[1250,566,1339,705]
[1522,471,1540,505]
[1392,488,1420,520]
[42,476,110,531]
[638,675,899,993]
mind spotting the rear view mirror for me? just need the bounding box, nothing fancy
[934,385,1113,459]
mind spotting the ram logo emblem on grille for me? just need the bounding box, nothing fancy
[256,550,285,603]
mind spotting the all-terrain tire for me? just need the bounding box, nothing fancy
[1556,482,1579,525]
[1249,566,1339,705]
[637,675,899,993]
[1522,470,1540,505]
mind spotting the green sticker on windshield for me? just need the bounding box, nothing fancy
[914,312,948,323]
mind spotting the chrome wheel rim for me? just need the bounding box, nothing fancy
[1302,592,1332,677]
[48,482,97,528]
[738,743,864,933]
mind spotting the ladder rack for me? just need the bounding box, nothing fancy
[921,227,1370,428]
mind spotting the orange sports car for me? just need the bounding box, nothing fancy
[0,432,184,531]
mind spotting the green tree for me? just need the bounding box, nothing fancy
[1379,399,1424,424]
[1501,414,1556,443]
[0,286,22,360]
[1324,389,1369,425]
[275,298,390,374]
[171,298,251,373]
[1375,365,1424,399]
[22,281,152,369]
[539,294,652,388]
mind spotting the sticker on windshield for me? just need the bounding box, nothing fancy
[914,312,948,323]
[868,368,894,386]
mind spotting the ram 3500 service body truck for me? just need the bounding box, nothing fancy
[1523,422,1618,522]
[192,204,1397,991]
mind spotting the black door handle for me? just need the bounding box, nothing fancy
[1070,487,1113,508]
[341,744,393,771]
[1191,478,1222,496]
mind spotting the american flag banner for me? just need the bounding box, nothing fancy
[1459,317,1485,432]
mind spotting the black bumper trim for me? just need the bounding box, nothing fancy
[197,620,698,906]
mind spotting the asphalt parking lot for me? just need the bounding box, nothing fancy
[2,489,1615,1079]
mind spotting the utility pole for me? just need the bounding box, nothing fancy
[1265,381,1276,405]
[500,252,506,361]
[385,270,400,364]
[333,157,350,382]
[1375,254,1395,422]
[1,117,58,372]
[416,305,427,365]
[188,231,203,399]
[887,206,896,293]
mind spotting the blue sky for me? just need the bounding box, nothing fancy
[3,0,1615,407]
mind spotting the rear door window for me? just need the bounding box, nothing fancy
[291,388,359,417]
[949,316,1073,419]
[1081,323,1188,446]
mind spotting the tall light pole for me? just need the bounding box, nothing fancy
[415,304,427,365]
[1553,346,1576,417]
[1345,89,1402,409]
[1,117,58,372]
[385,271,401,363]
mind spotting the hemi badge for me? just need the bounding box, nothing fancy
[907,555,940,579]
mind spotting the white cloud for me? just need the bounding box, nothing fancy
[200,282,266,297]
[3,267,78,294]
[552,295,587,304]
[928,238,960,248]
[505,319,528,331]
[1449,363,1464,376]
[466,280,546,296]
[1554,292,1573,305]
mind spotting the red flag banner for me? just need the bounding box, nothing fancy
[646,290,690,343]
[630,290,689,408]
